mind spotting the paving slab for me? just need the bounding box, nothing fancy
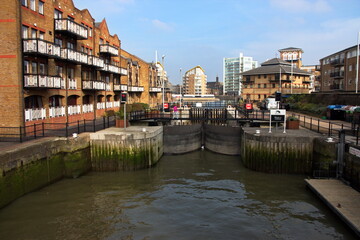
[305,179,360,237]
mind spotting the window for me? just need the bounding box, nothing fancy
[54,38,62,47]
[22,0,28,7]
[38,1,44,14]
[31,28,37,38]
[264,84,267,88]
[55,66,63,77]
[258,84,261,88]
[22,25,29,38]
[30,0,35,11]
[67,42,75,49]
[258,75,261,78]
[89,27,93,37]
[54,9,62,19]
[264,74,267,78]
[24,61,30,73]
[349,65,352,72]
[39,63,46,75]
[99,38,103,44]
[258,95,261,99]
[39,31,44,39]
[31,62,37,74]
[272,84,275,88]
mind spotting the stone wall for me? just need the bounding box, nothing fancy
[204,125,241,155]
[90,126,163,171]
[241,128,316,174]
[0,134,91,208]
[164,124,202,154]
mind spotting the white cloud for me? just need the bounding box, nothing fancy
[270,0,332,13]
[151,19,174,32]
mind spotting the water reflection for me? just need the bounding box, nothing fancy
[0,150,356,240]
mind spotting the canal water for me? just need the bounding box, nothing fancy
[0,150,356,240]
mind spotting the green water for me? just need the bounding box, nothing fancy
[0,150,356,239]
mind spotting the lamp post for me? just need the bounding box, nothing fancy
[162,55,165,113]
[291,58,293,94]
[179,68,182,108]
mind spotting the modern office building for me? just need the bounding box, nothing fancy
[0,0,161,128]
[241,58,311,103]
[183,66,207,95]
[223,53,258,96]
[319,45,360,92]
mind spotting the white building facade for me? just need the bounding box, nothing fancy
[223,53,258,96]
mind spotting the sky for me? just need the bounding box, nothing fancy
[73,0,360,84]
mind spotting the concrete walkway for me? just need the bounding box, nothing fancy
[305,179,360,237]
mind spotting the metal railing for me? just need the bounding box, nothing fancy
[0,117,115,142]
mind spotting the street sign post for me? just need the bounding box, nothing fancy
[269,109,286,133]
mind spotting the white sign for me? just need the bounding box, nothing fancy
[270,109,286,115]
[349,147,360,158]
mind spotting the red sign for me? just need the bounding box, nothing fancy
[245,103,253,110]
[163,103,169,109]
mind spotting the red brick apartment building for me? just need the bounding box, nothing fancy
[320,45,360,92]
[0,0,161,128]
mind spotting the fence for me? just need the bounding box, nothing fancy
[0,116,115,142]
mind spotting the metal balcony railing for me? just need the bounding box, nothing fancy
[49,106,65,118]
[149,87,162,92]
[128,86,144,92]
[23,39,61,58]
[68,105,81,115]
[54,18,88,39]
[82,80,106,90]
[114,84,128,91]
[82,104,94,113]
[24,74,64,89]
[61,48,88,64]
[88,55,104,68]
[99,44,118,56]
[24,108,46,122]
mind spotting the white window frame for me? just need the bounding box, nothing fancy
[22,25,29,39]
[24,61,30,74]
[22,0,28,7]
[39,31,44,40]
[31,28,37,38]
[30,0,36,11]
[38,1,44,15]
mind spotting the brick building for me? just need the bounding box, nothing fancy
[319,45,360,92]
[0,0,161,128]
[241,58,311,103]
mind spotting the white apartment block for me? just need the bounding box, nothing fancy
[223,53,258,96]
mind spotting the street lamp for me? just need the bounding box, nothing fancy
[162,55,165,113]
[179,68,182,108]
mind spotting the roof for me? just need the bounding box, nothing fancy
[279,47,304,52]
[241,58,311,76]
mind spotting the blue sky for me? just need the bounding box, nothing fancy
[74,0,360,84]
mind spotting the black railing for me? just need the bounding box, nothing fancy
[0,116,115,142]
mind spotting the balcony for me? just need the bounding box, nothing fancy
[49,106,65,118]
[330,58,344,66]
[97,102,105,110]
[120,68,128,75]
[23,39,61,58]
[61,48,88,64]
[25,108,46,122]
[82,80,105,91]
[68,105,81,115]
[24,74,64,89]
[106,102,113,108]
[99,44,118,56]
[114,84,128,91]
[149,87,162,93]
[330,71,344,78]
[88,55,104,68]
[68,79,77,89]
[54,18,88,40]
[82,104,94,113]
[128,86,144,92]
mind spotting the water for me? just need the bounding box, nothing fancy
[0,151,356,240]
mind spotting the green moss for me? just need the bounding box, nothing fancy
[64,148,91,178]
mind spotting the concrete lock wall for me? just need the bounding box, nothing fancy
[0,135,91,208]
[90,126,163,171]
[241,129,315,174]
[204,125,241,155]
[164,124,242,155]
[164,124,202,154]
